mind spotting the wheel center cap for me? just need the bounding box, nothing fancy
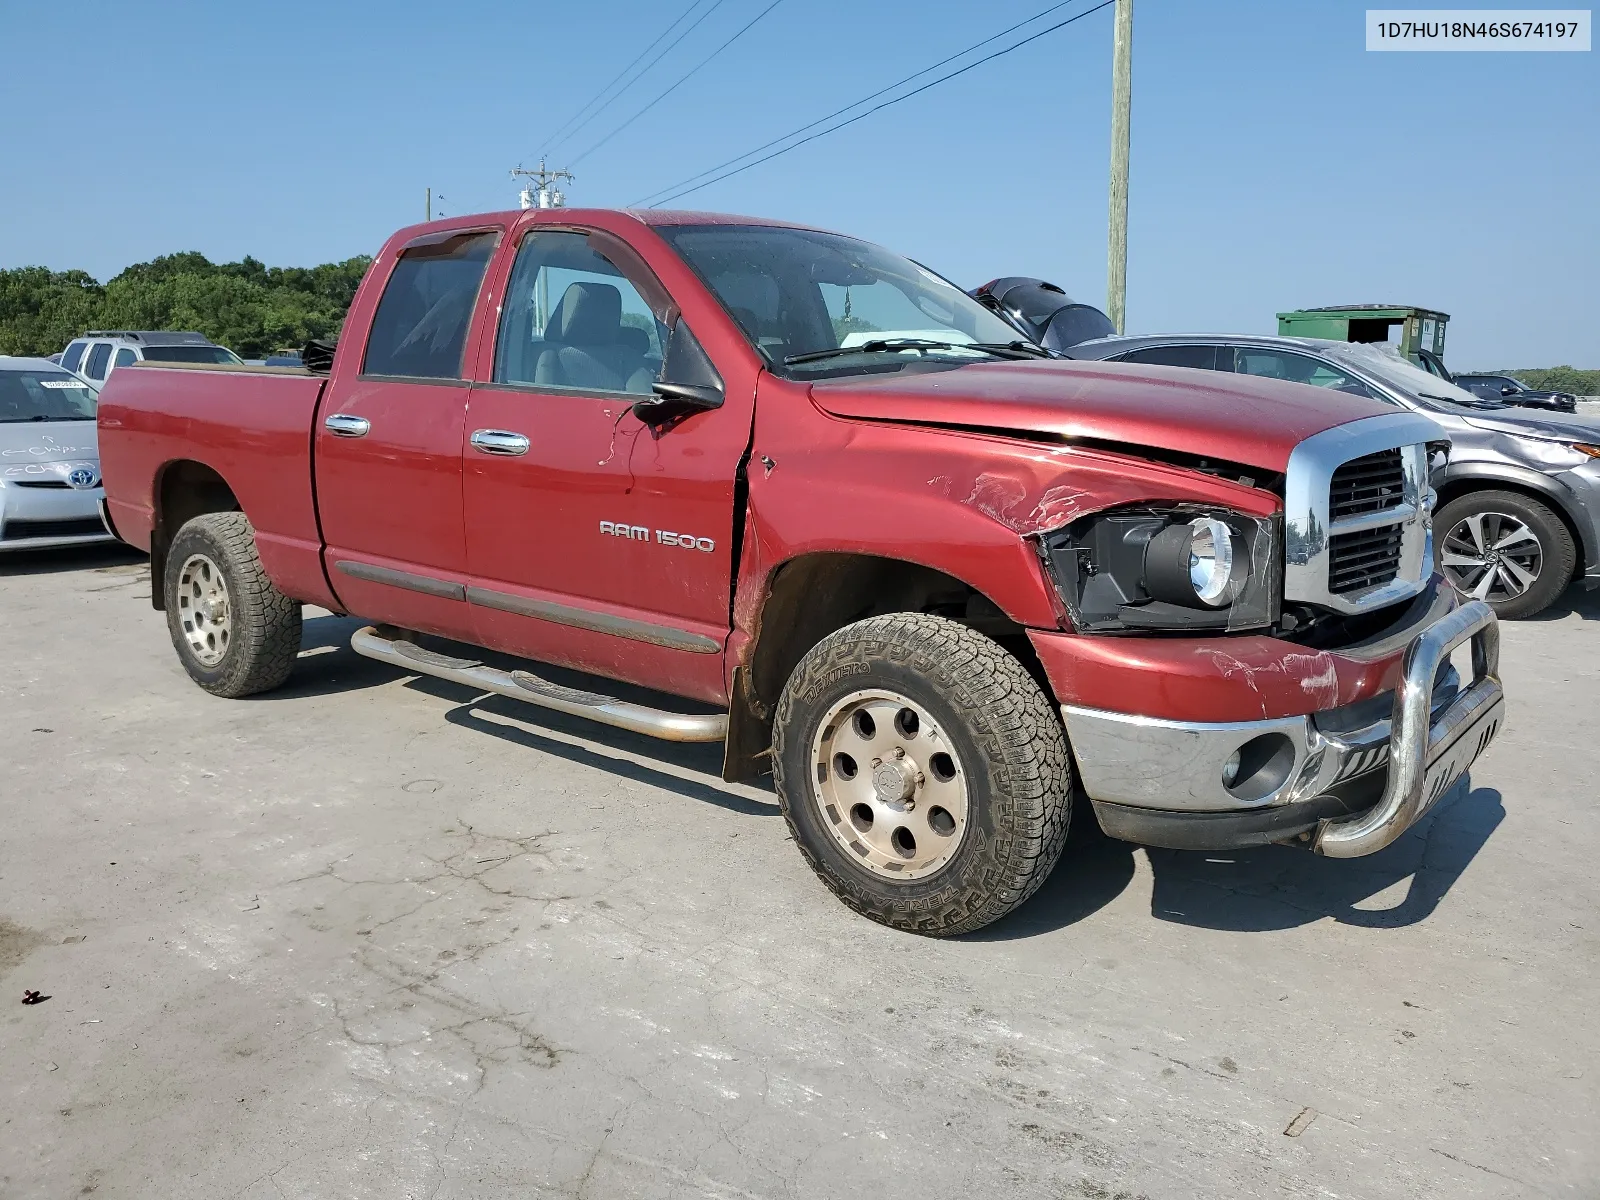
[872,759,916,803]
[204,597,225,623]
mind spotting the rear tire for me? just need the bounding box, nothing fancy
[164,512,302,697]
[1435,489,1574,620]
[771,613,1072,936]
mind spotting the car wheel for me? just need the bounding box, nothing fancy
[1435,490,1575,620]
[771,612,1072,936]
[164,512,302,697]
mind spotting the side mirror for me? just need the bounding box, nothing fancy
[633,322,723,426]
[1501,385,1519,396]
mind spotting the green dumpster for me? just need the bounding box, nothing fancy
[1277,304,1449,363]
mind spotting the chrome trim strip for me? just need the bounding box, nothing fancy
[333,559,466,601]
[1314,599,1503,858]
[1329,502,1418,535]
[465,585,723,654]
[350,625,727,743]
[1283,412,1444,615]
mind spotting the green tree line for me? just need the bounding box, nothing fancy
[1494,367,1600,396]
[0,252,373,360]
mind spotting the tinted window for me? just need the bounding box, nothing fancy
[114,348,137,368]
[60,341,87,373]
[84,343,111,380]
[141,345,242,364]
[1042,304,1115,351]
[0,370,98,422]
[1120,344,1220,371]
[1231,348,1374,397]
[363,231,497,380]
[495,231,664,394]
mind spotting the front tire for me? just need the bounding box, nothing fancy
[1436,489,1574,620]
[163,512,302,697]
[771,613,1072,936]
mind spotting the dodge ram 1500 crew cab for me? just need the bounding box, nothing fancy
[97,208,1505,935]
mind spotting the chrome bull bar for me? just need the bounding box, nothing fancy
[1313,599,1503,858]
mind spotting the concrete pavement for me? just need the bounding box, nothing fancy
[2,545,1596,1198]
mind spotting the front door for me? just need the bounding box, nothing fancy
[314,228,498,639]
[461,226,749,703]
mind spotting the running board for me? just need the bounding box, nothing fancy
[350,625,728,743]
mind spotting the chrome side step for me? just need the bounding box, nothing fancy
[350,625,728,743]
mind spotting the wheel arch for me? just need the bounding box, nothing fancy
[149,459,242,609]
[1435,465,1589,579]
[722,550,1052,783]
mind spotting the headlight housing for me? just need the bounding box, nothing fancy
[1038,505,1279,632]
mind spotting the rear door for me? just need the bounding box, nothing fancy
[460,224,749,702]
[313,227,499,639]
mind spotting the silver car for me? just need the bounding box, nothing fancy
[0,357,114,552]
[1068,334,1600,619]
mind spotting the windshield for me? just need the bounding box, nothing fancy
[140,345,242,364]
[0,369,98,422]
[656,224,1029,377]
[1323,342,1491,409]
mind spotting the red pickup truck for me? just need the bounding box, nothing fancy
[97,208,1505,935]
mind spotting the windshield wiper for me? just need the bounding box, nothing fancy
[784,338,1048,366]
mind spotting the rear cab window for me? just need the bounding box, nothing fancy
[60,341,88,374]
[363,231,499,380]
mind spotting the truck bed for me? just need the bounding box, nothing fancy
[97,361,337,609]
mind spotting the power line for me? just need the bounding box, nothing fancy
[629,0,1102,207]
[569,0,787,169]
[536,0,709,159]
[548,0,734,157]
[643,0,1114,209]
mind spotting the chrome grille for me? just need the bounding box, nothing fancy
[1283,413,1439,616]
[1328,525,1405,594]
[1330,449,1405,518]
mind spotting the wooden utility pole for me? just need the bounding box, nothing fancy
[1107,0,1133,334]
[426,187,432,222]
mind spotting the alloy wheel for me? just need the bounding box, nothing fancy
[810,689,969,881]
[1441,511,1542,603]
[176,553,233,666]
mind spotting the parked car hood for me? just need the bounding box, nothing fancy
[1461,409,1600,442]
[807,359,1393,473]
[0,420,101,482]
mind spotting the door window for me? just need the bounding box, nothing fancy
[1119,344,1222,371]
[84,342,111,380]
[1230,348,1374,397]
[113,348,137,368]
[362,231,497,380]
[494,231,665,394]
[60,341,87,373]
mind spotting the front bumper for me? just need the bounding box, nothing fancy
[1063,599,1505,857]
[0,481,114,552]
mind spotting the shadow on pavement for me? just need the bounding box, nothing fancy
[0,543,145,576]
[1524,584,1600,622]
[1143,782,1503,932]
[975,782,1502,939]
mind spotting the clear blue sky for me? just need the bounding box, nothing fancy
[1,0,1593,366]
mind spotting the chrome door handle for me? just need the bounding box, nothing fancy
[324,414,371,438]
[470,429,530,456]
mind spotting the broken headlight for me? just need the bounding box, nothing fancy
[1039,506,1279,632]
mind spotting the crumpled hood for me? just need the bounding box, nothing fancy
[0,421,101,484]
[807,358,1395,473]
[1461,409,1600,442]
